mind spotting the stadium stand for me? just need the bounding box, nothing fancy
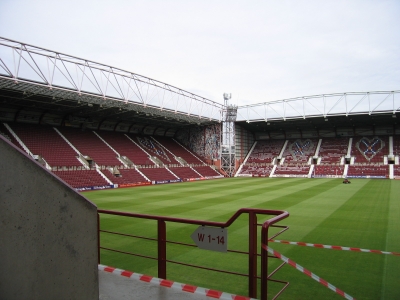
[347,136,389,177]
[394,165,400,177]
[347,165,389,177]
[7,123,82,167]
[153,136,204,165]
[97,131,154,166]
[103,168,149,185]
[351,136,388,164]
[58,128,123,168]
[392,135,400,177]
[240,165,274,176]
[313,137,348,177]
[139,167,179,182]
[168,166,201,180]
[274,164,311,176]
[318,137,349,164]
[193,166,222,177]
[0,123,223,188]
[313,165,345,177]
[53,170,109,188]
[133,135,175,165]
[393,135,400,156]
[6,120,397,189]
[274,139,318,176]
[239,140,285,176]
[247,140,285,164]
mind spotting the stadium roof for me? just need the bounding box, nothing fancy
[1,36,399,133]
[0,37,222,128]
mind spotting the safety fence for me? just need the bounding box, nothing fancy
[98,208,289,300]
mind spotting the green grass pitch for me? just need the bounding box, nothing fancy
[86,178,400,300]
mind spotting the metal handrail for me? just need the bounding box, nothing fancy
[98,208,289,299]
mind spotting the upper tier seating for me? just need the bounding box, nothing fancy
[347,136,389,177]
[97,131,153,166]
[350,136,388,164]
[8,123,82,167]
[280,138,318,164]
[247,140,285,164]
[58,128,122,167]
[153,136,204,165]
[393,135,400,176]
[132,135,174,165]
[239,140,285,176]
[312,137,348,177]
[274,139,318,176]
[393,135,400,157]
[318,137,349,164]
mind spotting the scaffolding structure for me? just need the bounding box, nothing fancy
[221,93,238,177]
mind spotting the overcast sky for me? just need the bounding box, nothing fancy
[1,0,399,106]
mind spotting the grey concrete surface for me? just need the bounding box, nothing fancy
[0,135,98,299]
[99,270,217,300]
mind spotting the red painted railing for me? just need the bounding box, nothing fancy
[98,208,289,299]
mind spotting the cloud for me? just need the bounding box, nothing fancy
[0,0,399,106]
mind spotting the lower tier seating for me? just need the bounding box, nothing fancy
[104,168,149,185]
[53,170,109,188]
[347,165,389,177]
[274,164,310,175]
[240,165,273,176]
[169,167,201,180]
[139,167,178,181]
[314,165,345,176]
[193,166,222,177]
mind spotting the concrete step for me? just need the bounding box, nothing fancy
[99,265,254,300]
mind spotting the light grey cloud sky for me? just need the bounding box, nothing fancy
[1,0,399,106]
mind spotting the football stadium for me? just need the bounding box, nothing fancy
[1,36,399,300]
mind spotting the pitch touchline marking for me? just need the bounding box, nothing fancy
[263,244,355,300]
[269,239,400,256]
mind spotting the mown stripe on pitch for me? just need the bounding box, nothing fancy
[131,186,313,219]
[101,178,310,217]
[380,180,400,300]
[276,180,391,300]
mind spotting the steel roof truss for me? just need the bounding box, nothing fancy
[304,98,323,116]
[371,93,391,113]
[59,56,78,90]
[326,94,345,116]
[285,100,304,119]
[348,93,368,114]
[0,58,12,76]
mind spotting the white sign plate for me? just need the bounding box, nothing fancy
[190,226,227,252]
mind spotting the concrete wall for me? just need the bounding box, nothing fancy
[0,135,98,299]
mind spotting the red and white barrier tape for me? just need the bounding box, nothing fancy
[270,239,400,256]
[262,244,355,300]
[98,264,256,300]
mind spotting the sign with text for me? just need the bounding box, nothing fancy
[190,226,227,252]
